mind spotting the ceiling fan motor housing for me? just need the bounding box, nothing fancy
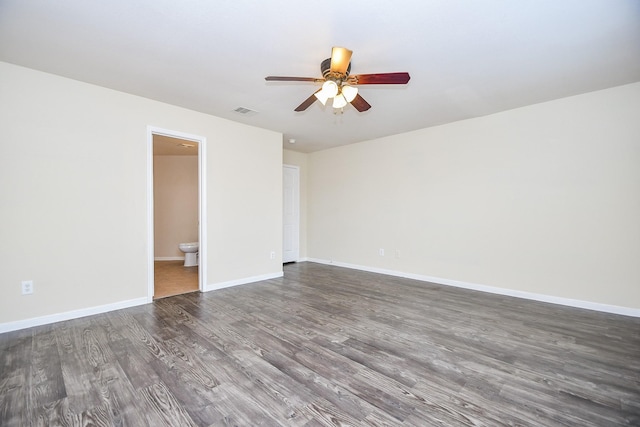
[321,58,351,81]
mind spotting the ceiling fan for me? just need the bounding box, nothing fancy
[265,47,410,112]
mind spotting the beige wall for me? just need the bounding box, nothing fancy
[1,59,637,329]
[153,155,198,259]
[308,83,640,310]
[0,62,282,326]
[283,150,308,260]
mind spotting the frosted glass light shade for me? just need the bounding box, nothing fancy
[322,80,339,98]
[314,89,330,105]
[341,85,358,102]
[333,93,347,109]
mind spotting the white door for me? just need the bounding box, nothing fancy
[283,165,300,263]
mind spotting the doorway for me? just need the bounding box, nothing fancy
[147,127,207,302]
[283,164,300,263]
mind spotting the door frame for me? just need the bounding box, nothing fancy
[283,164,300,263]
[146,126,207,302]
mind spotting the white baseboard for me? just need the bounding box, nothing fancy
[0,271,284,334]
[283,257,309,263]
[0,297,148,334]
[154,257,184,261]
[5,260,634,334]
[204,271,284,292]
[306,258,640,318]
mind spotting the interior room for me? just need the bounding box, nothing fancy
[0,1,639,425]
[152,135,200,299]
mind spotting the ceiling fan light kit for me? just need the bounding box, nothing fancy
[265,46,410,114]
[315,80,339,105]
[314,80,356,109]
[332,93,348,109]
[322,80,339,97]
[341,85,358,102]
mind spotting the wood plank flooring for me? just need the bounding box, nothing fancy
[1,262,639,426]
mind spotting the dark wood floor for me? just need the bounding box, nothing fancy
[1,262,639,426]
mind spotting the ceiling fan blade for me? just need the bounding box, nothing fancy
[330,47,353,75]
[350,72,410,85]
[349,94,371,112]
[266,76,323,82]
[294,90,321,112]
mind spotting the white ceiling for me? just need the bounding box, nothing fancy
[1,1,639,153]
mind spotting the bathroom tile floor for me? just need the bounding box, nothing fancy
[154,260,198,299]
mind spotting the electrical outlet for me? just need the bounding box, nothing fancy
[379,248,385,256]
[21,280,33,295]
[395,250,401,258]
[270,251,276,260]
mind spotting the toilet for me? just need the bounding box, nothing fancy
[178,242,199,267]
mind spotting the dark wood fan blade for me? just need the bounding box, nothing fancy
[330,47,353,75]
[294,90,321,112]
[350,94,371,112]
[265,76,323,82]
[351,72,410,85]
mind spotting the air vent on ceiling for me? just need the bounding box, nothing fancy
[233,106,258,116]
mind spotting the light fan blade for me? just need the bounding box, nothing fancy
[349,94,371,112]
[330,47,353,75]
[294,89,321,112]
[266,76,324,82]
[350,72,410,85]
